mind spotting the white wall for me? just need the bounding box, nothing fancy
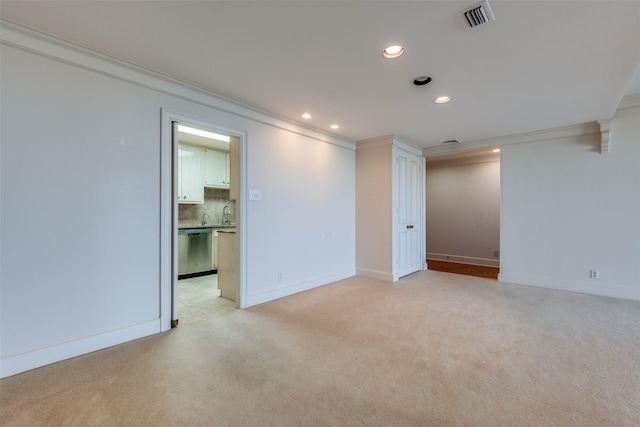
[500,101,640,300]
[0,25,355,377]
[355,140,393,279]
[426,157,500,267]
[245,126,356,305]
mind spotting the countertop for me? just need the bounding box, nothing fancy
[178,223,236,230]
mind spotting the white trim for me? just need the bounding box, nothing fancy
[498,274,640,302]
[392,136,423,156]
[422,122,600,157]
[499,150,504,279]
[427,253,499,268]
[1,320,159,379]
[421,155,427,274]
[426,153,500,168]
[356,268,394,282]
[356,135,394,151]
[356,135,423,156]
[597,119,613,154]
[246,269,355,307]
[0,20,355,152]
[618,93,640,111]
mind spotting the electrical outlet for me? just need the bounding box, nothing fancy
[278,272,283,281]
[590,270,599,279]
[248,190,262,201]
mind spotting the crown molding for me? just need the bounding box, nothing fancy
[392,136,423,156]
[356,135,422,156]
[0,19,356,151]
[422,121,599,157]
[618,93,640,111]
[422,94,638,157]
[597,119,613,154]
[426,153,500,169]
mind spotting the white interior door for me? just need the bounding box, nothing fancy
[395,148,423,279]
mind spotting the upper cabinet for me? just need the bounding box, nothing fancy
[204,149,230,189]
[178,144,205,204]
[178,143,231,203]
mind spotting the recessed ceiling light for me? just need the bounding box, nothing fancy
[177,125,230,142]
[302,113,311,119]
[413,75,432,86]
[331,124,339,129]
[434,96,451,104]
[492,148,501,153]
[382,45,405,59]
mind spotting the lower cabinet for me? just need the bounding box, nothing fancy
[211,230,218,269]
[218,231,238,304]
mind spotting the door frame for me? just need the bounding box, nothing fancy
[160,109,247,332]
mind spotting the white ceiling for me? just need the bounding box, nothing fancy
[2,1,639,149]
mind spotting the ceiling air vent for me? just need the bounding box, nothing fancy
[460,0,495,29]
[442,139,461,144]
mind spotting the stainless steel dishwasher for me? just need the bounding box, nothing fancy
[178,228,213,277]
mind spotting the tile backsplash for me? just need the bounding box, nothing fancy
[179,188,236,226]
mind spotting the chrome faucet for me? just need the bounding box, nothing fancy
[201,213,210,226]
[222,206,231,225]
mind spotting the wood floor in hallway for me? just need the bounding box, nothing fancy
[427,259,499,280]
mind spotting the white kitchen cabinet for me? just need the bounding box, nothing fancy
[355,136,425,282]
[204,149,230,189]
[178,143,204,204]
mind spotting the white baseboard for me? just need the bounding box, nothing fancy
[1,320,160,379]
[245,269,356,307]
[498,274,640,301]
[427,253,499,267]
[356,268,394,282]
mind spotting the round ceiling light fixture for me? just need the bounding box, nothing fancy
[434,96,452,104]
[302,113,311,119]
[382,45,405,59]
[413,75,432,86]
[331,124,340,129]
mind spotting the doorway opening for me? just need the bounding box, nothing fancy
[160,110,245,332]
[175,123,239,325]
[425,148,501,280]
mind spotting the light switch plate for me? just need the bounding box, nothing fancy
[248,190,261,201]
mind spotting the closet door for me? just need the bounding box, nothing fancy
[395,148,423,279]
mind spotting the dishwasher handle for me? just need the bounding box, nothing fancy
[180,228,213,235]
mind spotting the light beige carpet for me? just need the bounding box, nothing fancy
[2,271,639,426]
